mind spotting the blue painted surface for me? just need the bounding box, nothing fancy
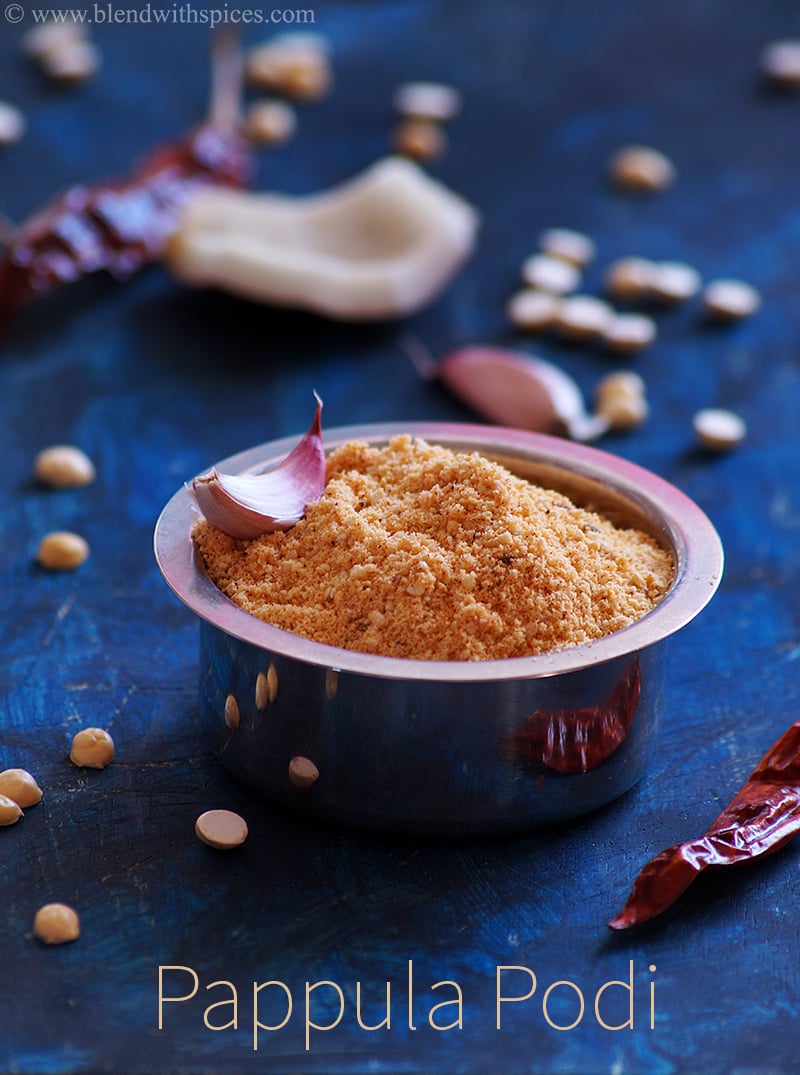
[2,2,800,1072]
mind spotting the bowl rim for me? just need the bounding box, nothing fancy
[153,421,724,683]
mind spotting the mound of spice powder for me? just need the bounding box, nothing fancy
[193,436,674,661]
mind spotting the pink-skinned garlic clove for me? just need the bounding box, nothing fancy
[191,395,326,539]
[437,347,607,441]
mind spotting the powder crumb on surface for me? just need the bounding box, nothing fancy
[193,436,674,661]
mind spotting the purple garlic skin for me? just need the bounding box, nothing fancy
[438,346,605,441]
[192,395,325,539]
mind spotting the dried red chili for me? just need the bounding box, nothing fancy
[609,719,800,929]
[501,658,641,775]
[0,36,251,336]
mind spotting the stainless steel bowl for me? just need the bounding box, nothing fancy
[154,423,723,836]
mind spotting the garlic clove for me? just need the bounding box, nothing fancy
[192,395,326,539]
[437,347,606,441]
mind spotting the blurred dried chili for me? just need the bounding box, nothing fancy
[0,34,251,336]
[609,720,800,929]
[501,658,641,774]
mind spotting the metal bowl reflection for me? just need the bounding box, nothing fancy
[154,423,723,835]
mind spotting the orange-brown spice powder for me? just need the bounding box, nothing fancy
[193,436,674,661]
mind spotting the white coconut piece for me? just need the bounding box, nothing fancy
[166,157,479,321]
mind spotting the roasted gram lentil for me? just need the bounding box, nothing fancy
[194,437,674,661]
[0,101,26,148]
[594,374,650,430]
[393,118,446,161]
[0,768,42,808]
[41,39,101,84]
[245,99,297,145]
[33,902,80,944]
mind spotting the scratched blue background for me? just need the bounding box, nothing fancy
[2,1,800,1072]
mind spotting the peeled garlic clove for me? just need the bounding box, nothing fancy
[192,396,325,539]
[438,347,606,441]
